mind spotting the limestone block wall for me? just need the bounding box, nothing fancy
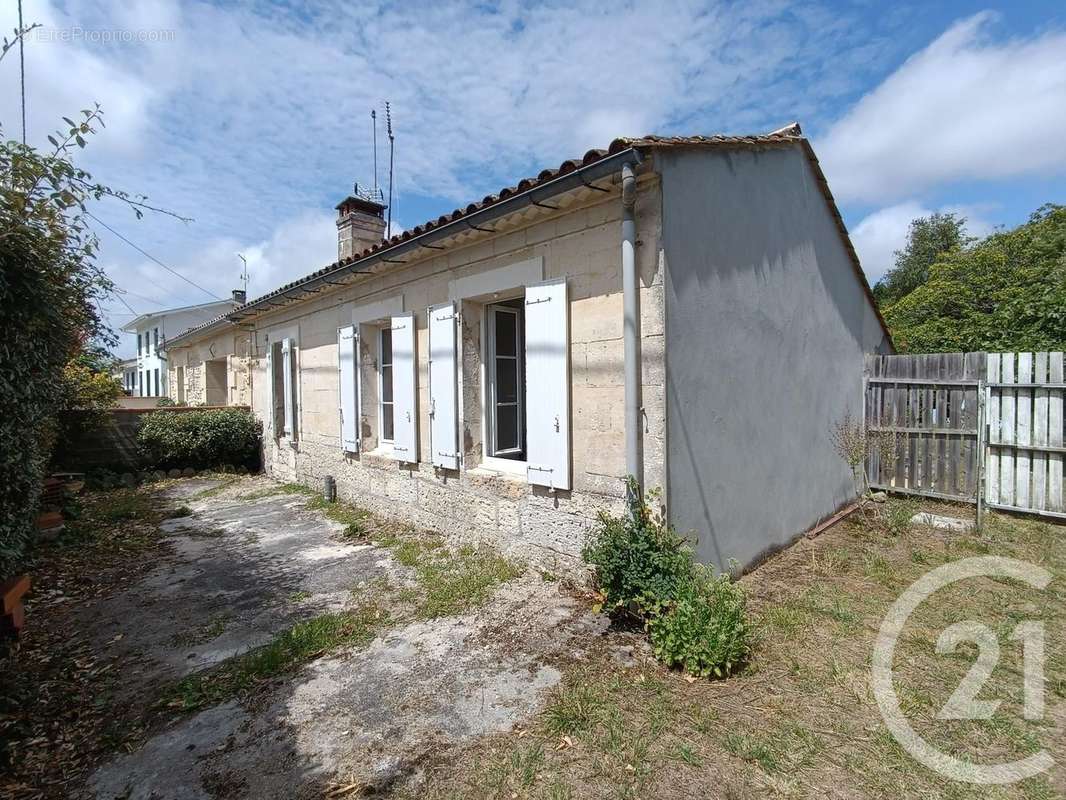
[167,331,252,407]
[250,178,665,575]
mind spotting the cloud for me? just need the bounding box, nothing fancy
[818,12,1066,202]
[850,201,996,284]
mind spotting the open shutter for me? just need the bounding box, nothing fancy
[429,302,459,469]
[265,343,274,435]
[338,325,359,452]
[525,279,570,489]
[390,314,418,463]
[281,337,295,438]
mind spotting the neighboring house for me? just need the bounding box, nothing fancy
[167,124,892,573]
[120,298,243,399]
[110,357,138,395]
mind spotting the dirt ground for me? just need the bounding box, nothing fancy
[3,479,1064,800]
[0,476,631,799]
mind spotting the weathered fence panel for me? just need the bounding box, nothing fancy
[864,353,984,502]
[986,352,1066,518]
[864,351,1066,521]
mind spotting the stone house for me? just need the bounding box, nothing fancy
[166,124,891,573]
[122,299,243,400]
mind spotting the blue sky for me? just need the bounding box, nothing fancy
[2,1,1064,357]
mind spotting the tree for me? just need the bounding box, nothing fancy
[0,24,180,574]
[872,212,972,307]
[883,205,1066,353]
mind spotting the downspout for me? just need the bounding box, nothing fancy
[621,161,643,513]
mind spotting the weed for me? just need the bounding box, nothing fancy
[415,546,522,618]
[648,567,751,678]
[544,684,606,735]
[724,730,779,773]
[161,604,386,711]
[163,505,193,519]
[288,590,311,602]
[879,498,919,536]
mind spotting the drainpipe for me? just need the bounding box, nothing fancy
[621,161,643,513]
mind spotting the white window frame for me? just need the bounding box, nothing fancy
[480,296,527,476]
[378,325,394,445]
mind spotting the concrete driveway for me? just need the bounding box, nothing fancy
[84,476,609,799]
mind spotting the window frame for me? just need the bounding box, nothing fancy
[483,298,526,465]
[378,325,395,444]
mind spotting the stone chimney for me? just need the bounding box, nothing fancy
[336,186,387,260]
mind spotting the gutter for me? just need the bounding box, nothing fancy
[225,147,646,325]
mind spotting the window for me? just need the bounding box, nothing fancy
[139,371,145,397]
[154,368,160,397]
[485,299,525,460]
[137,334,142,356]
[153,328,159,353]
[379,327,394,443]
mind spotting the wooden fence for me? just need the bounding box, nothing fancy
[986,352,1064,518]
[864,352,1066,522]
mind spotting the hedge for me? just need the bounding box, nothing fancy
[137,409,262,471]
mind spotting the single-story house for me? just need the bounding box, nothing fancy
[165,123,892,573]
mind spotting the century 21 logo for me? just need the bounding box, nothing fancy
[872,556,1053,785]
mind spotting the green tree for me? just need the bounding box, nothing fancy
[883,205,1066,353]
[0,24,177,573]
[872,212,972,306]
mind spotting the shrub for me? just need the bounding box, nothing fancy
[583,502,693,620]
[138,409,261,471]
[583,481,750,678]
[648,567,751,678]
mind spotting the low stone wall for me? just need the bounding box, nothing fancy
[54,406,247,472]
[264,435,624,580]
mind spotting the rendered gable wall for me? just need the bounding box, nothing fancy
[660,145,891,570]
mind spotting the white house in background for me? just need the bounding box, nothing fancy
[110,357,138,395]
[121,295,244,398]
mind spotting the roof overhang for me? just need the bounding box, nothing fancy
[229,146,644,325]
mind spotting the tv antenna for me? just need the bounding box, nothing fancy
[371,109,378,194]
[237,253,248,297]
[385,101,395,236]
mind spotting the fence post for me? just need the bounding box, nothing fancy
[976,363,986,532]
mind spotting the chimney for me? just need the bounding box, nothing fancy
[232,289,246,304]
[336,185,387,261]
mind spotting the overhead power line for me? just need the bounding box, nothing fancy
[85,210,223,301]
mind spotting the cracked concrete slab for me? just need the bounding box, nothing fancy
[87,477,608,799]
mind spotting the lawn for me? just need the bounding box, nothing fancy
[406,501,1066,800]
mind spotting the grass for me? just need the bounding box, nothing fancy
[238,482,316,501]
[161,604,386,712]
[407,503,1066,800]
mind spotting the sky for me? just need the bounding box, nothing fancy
[2,0,1064,358]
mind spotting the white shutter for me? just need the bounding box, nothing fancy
[428,302,459,469]
[338,325,359,452]
[281,337,295,438]
[390,314,418,463]
[524,279,570,490]
[265,342,274,436]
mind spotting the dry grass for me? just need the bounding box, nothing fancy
[406,500,1066,800]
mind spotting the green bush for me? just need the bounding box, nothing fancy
[582,496,693,620]
[137,409,261,471]
[583,482,750,678]
[648,567,751,678]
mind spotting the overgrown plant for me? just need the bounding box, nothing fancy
[829,411,898,497]
[583,480,750,678]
